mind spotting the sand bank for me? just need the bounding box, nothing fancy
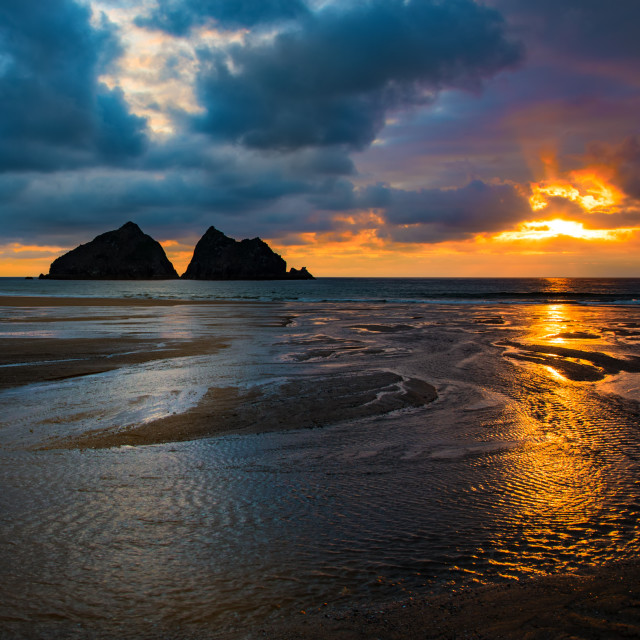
[499,339,640,382]
[39,372,437,450]
[1,296,437,450]
[0,336,228,390]
[266,561,640,639]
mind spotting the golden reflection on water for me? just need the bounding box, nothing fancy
[531,303,570,344]
[545,364,566,380]
[491,303,625,578]
[540,277,573,293]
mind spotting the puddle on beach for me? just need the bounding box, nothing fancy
[1,301,640,638]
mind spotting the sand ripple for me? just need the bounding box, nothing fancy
[1,301,640,638]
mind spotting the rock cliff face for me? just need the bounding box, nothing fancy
[182,227,314,280]
[42,222,178,280]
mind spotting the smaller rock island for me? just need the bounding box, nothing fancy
[182,226,314,280]
[40,222,179,280]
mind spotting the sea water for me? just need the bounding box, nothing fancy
[1,279,640,638]
[3,276,640,304]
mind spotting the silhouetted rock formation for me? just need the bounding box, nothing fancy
[287,266,314,280]
[182,226,315,280]
[41,222,178,280]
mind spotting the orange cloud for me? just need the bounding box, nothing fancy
[270,222,640,277]
[529,170,624,214]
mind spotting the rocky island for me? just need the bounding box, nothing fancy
[40,222,179,280]
[182,226,314,280]
[39,222,314,281]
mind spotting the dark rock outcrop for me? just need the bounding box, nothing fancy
[182,226,314,280]
[42,222,178,280]
[287,266,314,280]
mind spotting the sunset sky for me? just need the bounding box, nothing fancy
[1,0,639,276]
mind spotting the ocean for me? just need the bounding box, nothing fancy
[1,277,640,638]
[3,275,640,304]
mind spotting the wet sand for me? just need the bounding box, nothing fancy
[2,296,640,638]
[0,298,437,449]
[38,372,437,450]
[0,336,228,390]
[500,339,640,382]
[7,563,639,639]
[267,562,640,639]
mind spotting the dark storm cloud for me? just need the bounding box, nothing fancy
[0,153,358,245]
[287,148,356,177]
[143,138,356,179]
[136,0,310,35]
[0,0,147,172]
[193,0,522,151]
[363,180,532,242]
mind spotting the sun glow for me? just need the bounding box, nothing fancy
[160,240,195,275]
[529,170,623,213]
[495,219,637,242]
[0,242,70,277]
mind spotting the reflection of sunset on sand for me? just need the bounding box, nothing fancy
[481,302,640,588]
[1,286,640,638]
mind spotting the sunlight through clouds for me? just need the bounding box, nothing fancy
[1,0,640,276]
[494,219,638,243]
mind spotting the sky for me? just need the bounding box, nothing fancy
[1,0,639,277]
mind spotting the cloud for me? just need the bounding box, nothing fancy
[0,0,147,172]
[489,0,640,66]
[0,160,535,249]
[349,0,640,197]
[364,180,533,242]
[0,150,358,246]
[588,136,640,201]
[143,137,356,179]
[192,0,522,151]
[136,0,310,35]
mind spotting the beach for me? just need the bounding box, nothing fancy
[266,561,640,639]
[1,281,640,638]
